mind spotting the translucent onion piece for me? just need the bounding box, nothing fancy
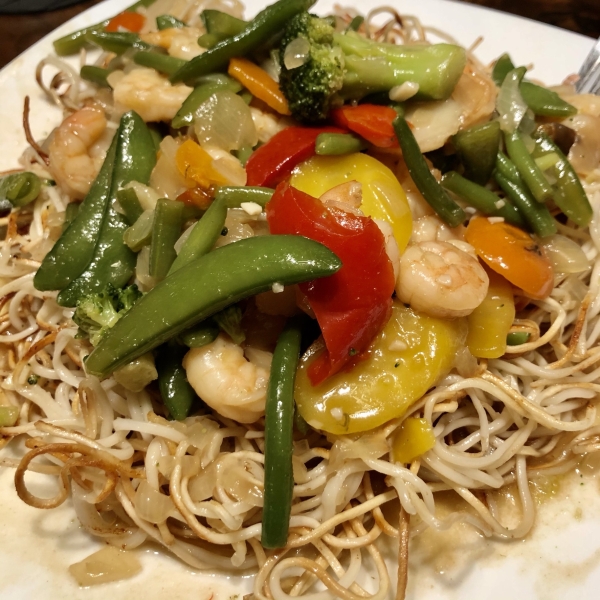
[566,113,600,176]
[283,37,310,70]
[404,98,461,153]
[123,181,160,212]
[69,546,141,586]
[150,136,189,200]
[541,234,590,274]
[134,480,175,524]
[497,70,528,133]
[193,91,258,152]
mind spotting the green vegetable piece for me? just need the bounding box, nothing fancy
[441,171,525,228]
[117,187,144,225]
[261,318,302,549]
[53,0,156,55]
[453,121,501,185]
[197,33,222,49]
[150,198,184,281]
[113,353,158,392]
[213,186,274,208]
[85,235,342,378]
[495,151,521,184]
[73,283,142,346]
[86,30,153,55]
[492,53,576,118]
[133,51,187,76]
[347,15,364,31]
[180,321,220,348]
[504,130,553,203]
[315,132,366,155]
[171,0,316,85]
[494,170,557,237]
[393,114,465,227]
[213,304,245,344]
[0,406,19,427]
[507,331,530,346]
[124,210,154,252]
[63,202,80,232]
[169,196,226,274]
[278,12,466,123]
[201,9,247,39]
[0,172,41,208]
[234,145,253,166]
[156,342,197,420]
[80,65,112,88]
[171,74,242,128]
[156,14,186,30]
[532,131,593,227]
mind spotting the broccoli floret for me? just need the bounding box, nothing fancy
[278,13,467,123]
[73,283,142,346]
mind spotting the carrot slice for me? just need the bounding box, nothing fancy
[105,12,146,33]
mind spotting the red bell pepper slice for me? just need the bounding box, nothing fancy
[106,11,146,33]
[266,182,395,385]
[331,104,399,149]
[245,126,345,188]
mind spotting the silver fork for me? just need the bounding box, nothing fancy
[576,36,600,94]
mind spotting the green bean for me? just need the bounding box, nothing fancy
[441,171,525,227]
[53,0,156,55]
[393,114,465,227]
[133,51,187,76]
[491,53,514,86]
[156,342,197,420]
[507,331,530,346]
[86,30,153,55]
[171,0,316,84]
[180,321,220,348]
[63,202,80,232]
[452,121,500,185]
[495,151,521,184]
[213,186,274,208]
[80,65,112,88]
[0,172,41,207]
[315,132,366,156]
[169,196,226,274]
[124,210,154,252]
[213,305,245,344]
[156,14,186,30]
[532,131,593,227]
[171,75,242,128]
[201,9,247,39]
[150,198,184,281]
[85,235,341,377]
[534,152,560,172]
[117,187,144,225]
[503,130,553,203]
[261,318,302,549]
[347,15,364,31]
[494,171,557,237]
[234,145,253,166]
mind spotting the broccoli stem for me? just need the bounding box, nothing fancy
[335,35,467,101]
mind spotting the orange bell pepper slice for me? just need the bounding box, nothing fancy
[105,11,146,33]
[331,104,399,148]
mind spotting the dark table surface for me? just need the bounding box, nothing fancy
[0,0,598,70]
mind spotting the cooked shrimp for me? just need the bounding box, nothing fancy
[108,68,192,123]
[183,334,272,423]
[250,106,295,144]
[47,104,107,200]
[396,240,489,318]
[320,180,363,214]
[140,27,204,60]
[411,214,465,244]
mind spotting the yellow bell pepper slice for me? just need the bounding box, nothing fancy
[175,139,227,189]
[392,417,436,464]
[466,269,515,359]
[294,301,467,435]
[290,153,412,252]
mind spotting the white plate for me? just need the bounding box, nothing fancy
[0,1,597,599]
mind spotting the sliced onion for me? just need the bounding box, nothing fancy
[566,113,600,176]
[193,90,257,152]
[134,480,175,524]
[69,546,141,586]
[123,181,160,211]
[283,36,310,70]
[404,98,461,152]
[149,136,189,200]
[540,234,590,274]
[497,68,528,133]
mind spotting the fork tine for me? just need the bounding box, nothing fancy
[576,37,600,94]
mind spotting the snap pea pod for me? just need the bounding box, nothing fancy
[52,0,157,56]
[452,121,500,185]
[213,185,274,208]
[133,51,187,76]
[393,114,465,227]
[37,111,156,303]
[169,196,227,274]
[196,33,222,49]
[117,187,144,225]
[315,132,366,156]
[504,130,554,203]
[262,318,302,549]
[532,131,592,227]
[492,53,576,118]
[63,202,80,232]
[80,65,112,88]
[171,0,316,84]
[0,172,41,208]
[86,30,154,55]
[150,198,184,281]
[441,171,525,228]
[171,75,242,129]
[494,170,557,237]
[156,342,197,420]
[199,9,247,48]
[180,321,220,348]
[85,235,341,378]
[156,14,186,30]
